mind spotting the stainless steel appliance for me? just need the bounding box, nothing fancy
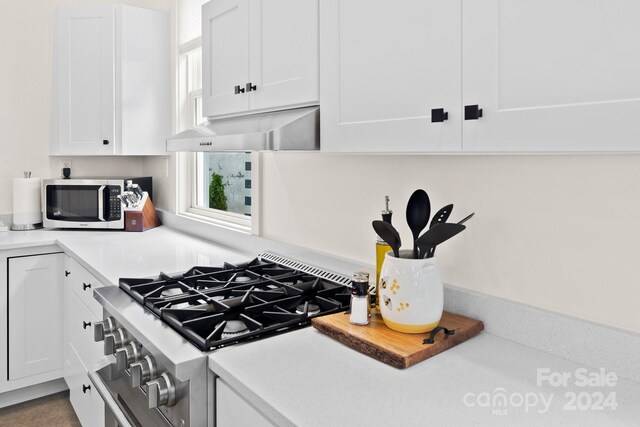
[166,106,319,152]
[90,252,352,426]
[43,177,152,229]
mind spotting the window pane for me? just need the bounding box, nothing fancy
[186,48,202,92]
[195,153,252,216]
[194,96,204,126]
[179,0,209,45]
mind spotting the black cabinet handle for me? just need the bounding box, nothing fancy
[83,282,91,291]
[234,85,245,94]
[103,139,110,145]
[246,82,257,92]
[65,270,71,277]
[431,108,449,123]
[464,105,483,120]
[82,384,91,393]
[83,321,92,330]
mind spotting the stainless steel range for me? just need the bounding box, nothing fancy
[89,252,352,426]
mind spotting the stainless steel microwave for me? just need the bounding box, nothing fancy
[43,177,152,229]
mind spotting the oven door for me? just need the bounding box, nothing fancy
[89,362,173,427]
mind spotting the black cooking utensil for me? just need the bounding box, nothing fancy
[372,220,402,258]
[430,204,454,229]
[415,223,466,259]
[406,189,431,258]
[457,212,475,225]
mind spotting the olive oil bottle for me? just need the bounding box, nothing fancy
[375,196,392,309]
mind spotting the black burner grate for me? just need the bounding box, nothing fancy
[119,257,351,351]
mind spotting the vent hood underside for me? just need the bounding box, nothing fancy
[166,106,319,152]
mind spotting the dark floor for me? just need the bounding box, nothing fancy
[0,391,81,427]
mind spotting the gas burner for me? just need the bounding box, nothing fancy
[119,255,352,351]
[161,288,184,297]
[220,320,249,339]
[296,303,320,316]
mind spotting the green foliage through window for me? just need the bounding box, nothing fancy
[209,172,228,211]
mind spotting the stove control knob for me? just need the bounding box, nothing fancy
[104,328,128,355]
[147,373,176,408]
[94,317,116,342]
[115,342,140,371]
[130,355,156,388]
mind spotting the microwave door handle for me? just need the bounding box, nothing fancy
[98,186,105,221]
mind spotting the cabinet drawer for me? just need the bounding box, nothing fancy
[67,257,104,319]
[67,290,105,371]
[66,343,105,427]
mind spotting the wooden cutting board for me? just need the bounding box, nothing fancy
[312,310,484,369]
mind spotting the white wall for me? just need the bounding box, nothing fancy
[0,0,174,215]
[148,150,640,334]
[256,152,640,334]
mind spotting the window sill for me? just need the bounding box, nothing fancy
[171,210,251,235]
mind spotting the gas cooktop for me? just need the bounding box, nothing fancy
[119,253,352,351]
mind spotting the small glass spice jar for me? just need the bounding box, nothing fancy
[349,272,370,325]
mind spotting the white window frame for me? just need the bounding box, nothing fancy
[175,2,258,235]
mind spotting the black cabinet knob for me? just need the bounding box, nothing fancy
[83,282,91,291]
[82,384,91,393]
[103,139,110,145]
[234,85,245,94]
[83,321,92,330]
[65,270,71,277]
[464,105,483,120]
[431,108,449,123]
[246,82,257,92]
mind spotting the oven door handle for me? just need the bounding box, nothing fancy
[97,185,106,221]
[88,369,134,427]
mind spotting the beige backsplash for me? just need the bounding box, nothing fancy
[252,152,640,334]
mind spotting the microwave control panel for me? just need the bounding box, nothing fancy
[107,186,122,221]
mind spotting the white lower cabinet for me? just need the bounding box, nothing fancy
[66,343,104,427]
[66,290,104,371]
[8,253,65,381]
[67,256,104,319]
[63,254,107,427]
[216,379,274,427]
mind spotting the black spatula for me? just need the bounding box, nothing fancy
[415,223,466,259]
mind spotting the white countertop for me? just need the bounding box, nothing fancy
[0,227,250,286]
[3,227,639,426]
[209,328,640,426]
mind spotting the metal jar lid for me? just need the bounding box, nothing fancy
[351,273,369,296]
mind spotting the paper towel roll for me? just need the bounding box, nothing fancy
[12,177,42,226]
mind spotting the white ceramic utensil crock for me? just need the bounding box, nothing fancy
[379,250,443,333]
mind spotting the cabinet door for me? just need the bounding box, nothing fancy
[216,379,274,427]
[54,5,116,155]
[8,253,65,380]
[202,0,250,117]
[463,0,640,152]
[248,0,319,111]
[320,0,462,152]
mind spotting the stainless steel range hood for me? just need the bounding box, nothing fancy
[166,106,319,152]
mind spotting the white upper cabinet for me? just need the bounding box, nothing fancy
[321,0,640,153]
[52,4,171,156]
[202,0,319,118]
[202,0,250,117]
[320,0,462,152]
[248,0,319,111]
[462,0,640,152]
